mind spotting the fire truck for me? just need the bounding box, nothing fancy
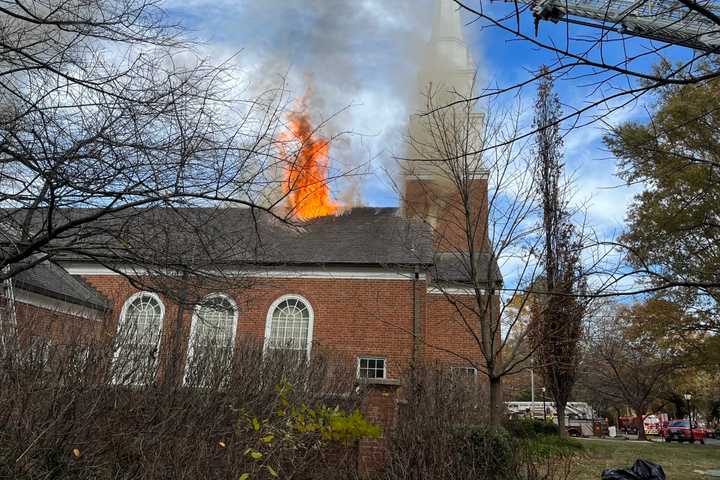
[618,414,666,435]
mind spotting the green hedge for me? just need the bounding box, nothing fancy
[505,417,560,438]
[457,425,515,480]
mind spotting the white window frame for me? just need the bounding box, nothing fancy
[264,294,314,360]
[113,291,165,385]
[184,293,238,385]
[451,366,478,381]
[27,335,51,366]
[357,356,387,380]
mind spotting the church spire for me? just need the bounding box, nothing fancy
[425,0,475,85]
[402,0,481,179]
[432,0,464,43]
[401,0,488,250]
[429,0,473,72]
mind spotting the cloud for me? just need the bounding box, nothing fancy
[562,97,646,232]
[163,0,436,202]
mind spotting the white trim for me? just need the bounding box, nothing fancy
[427,286,482,296]
[61,263,426,281]
[13,288,104,321]
[184,293,239,385]
[263,294,314,360]
[403,173,438,181]
[112,291,165,385]
[451,365,478,378]
[468,170,490,180]
[357,356,387,380]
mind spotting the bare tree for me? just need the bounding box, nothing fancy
[0,0,295,282]
[529,68,587,437]
[397,82,545,426]
[582,301,682,440]
[445,1,720,143]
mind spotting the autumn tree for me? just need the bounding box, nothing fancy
[583,301,683,440]
[605,68,720,335]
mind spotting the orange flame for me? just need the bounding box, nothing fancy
[279,102,339,220]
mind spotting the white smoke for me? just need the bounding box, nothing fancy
[163,0,484,205]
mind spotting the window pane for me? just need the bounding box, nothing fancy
[268,298,310,351]
[185,296,236,386]
[358,357,385,379]
[114,294,163,384]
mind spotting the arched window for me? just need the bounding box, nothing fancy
[265,294,314,357]
[184,294,237,386]
[113,292,164,385]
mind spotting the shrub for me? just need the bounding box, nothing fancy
[506,417,561,439]
[457,425,515,480]
[0,328,375,480]
[383,365,580,480]
[521,434,584,460]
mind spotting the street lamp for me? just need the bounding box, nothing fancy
[684,393,693,441]
[542,387,547,422]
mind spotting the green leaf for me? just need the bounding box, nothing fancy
[261,435,274,444]
[250,451,263,460]
[252,417,261,432]
[266,465,279,477]
[239,474,250,480]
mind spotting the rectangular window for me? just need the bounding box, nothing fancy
[358,357,386,379]
[451,366,478,381]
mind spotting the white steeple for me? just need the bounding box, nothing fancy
[401,1,489,252]
[402,0,484,179]
[429,0,475,76]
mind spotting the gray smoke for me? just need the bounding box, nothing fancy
[164,0,482,205]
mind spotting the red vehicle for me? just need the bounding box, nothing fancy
[661,419,705,444]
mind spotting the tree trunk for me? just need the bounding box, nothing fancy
[488,376,504,428]
[556,402,568,438]
[636,413,646,441]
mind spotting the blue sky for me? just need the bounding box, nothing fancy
[162,0,694,244]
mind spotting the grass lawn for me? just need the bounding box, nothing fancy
[569,438,720,480]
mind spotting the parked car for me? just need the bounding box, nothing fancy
[660,419,705,444]
[705,426,716,439]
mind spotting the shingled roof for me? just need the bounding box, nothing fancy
[19,206,434,268]
[431,252,503,286]
[6,206,501,285]
[13,257,109,311]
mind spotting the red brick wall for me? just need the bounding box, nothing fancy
[424,292,484,368]
[12,274,492,475]
[15,273,488,381]
[81,274,430,380]
[358,382,401,476]
[14,301,106,348]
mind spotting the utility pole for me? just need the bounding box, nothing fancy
[530,357,535,418]
[542,386,547,422]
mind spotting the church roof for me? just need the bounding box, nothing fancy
[432,252,503,286]
[13,256,109,311]
[5,207,502,285]
[6,206,434,269]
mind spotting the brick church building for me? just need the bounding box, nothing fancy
[1,0,500,387]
